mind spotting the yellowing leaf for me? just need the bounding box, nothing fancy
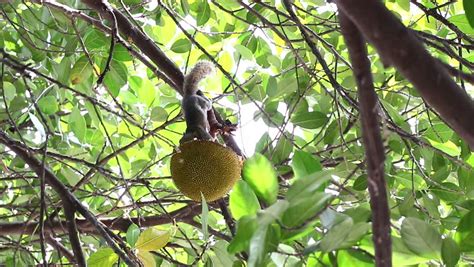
[428,140,461,157]
[243,153,278,205]
[135,227,172,252]
[218,51,233,72]
[137,250,156,267]
[69,107,86,141]
[70,56,92,84]
[87,248,118,267]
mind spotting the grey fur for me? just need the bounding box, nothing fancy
[180,61,214,144]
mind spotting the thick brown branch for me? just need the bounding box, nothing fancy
[79,0,183,90]
[46,234,76,263]
[217,199,235,236]
[439,60,474,85]
[63,202,86,266]
[339,12,392,267]
[30,0,176,88]
[0,204,201,235]
[79,0,244,155]
[335,0,474,148]
[282,0,357,108]
[0,131,139,266]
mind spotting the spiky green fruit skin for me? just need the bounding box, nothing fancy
[170,140,241,201]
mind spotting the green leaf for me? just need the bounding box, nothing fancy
[70,56,93,85]
[282,192,332,227]
[441,237,460,267]
[181,0,190,14]
[103,60,128,97]
[3,82,16,103]
[64,37,78,57]
[9,95,28,113]
[337,249,374,266]
[248,84,265,102]
[201,193,209,240]
[353,174,368,191]
[60,166,80,186]
[37,95,59,115]
[123,0,141,4]
[320,217,354,252]
[228,216,258,253]
[248,201,288,267]
[458,168,474,193]
[129,76,156,107]
[150,106,168,122]
[464,0,474,29]
[391,172,425,190]
[10,250,35,267]
[275,76,297,98]
[401,217,442,259]
[428,140,461,157]
[196,1,211,26]
[84,29,108,50]
[430,182,460,202]
[126,224,140,247]
[380,99,410,131]
[170,39,191,53]
[255,132,271,154]
[87,248,118,267]
[291,150,322,179]
[359,236,429,265]
[340,222,371,247]
[210,240,235,266]
[397,0,410,11]
[229,180,261,220]
[265,76,278,98]
[248,224,276,267]
[286,170,332,201]
[455,210,474,251]
[261,200,290,224]
[466,153,474,167]
[69,107,86,141]
[112,44,133,61]
[135,227,172,252]
[243,153,278,205]
[267,54,281,68]
[234,44,254,61]
[449,14,474,34]
[137,250,156,267]
[423,122,453,143]
[272,135,293,164]
[291,111,328,129]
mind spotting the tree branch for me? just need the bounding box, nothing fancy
[79,0,183,90]
[0,204,201,235]
[63,202,86,266]
[46,234,76,264]
[338,11,392,267]
[335,0,474,148]
[0,130,140,266]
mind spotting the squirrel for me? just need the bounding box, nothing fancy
[180,61,214,144]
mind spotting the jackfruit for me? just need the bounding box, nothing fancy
[170,140,241,201]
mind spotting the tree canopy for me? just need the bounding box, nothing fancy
[1,0,474,266]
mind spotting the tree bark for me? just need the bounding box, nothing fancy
[0,204,200,235]
[339,11,392,267]
[335,0,474,148]
[80,0,184,90]
[0,131,139,266]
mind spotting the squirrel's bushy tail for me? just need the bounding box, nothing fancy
[183,61,214,96]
